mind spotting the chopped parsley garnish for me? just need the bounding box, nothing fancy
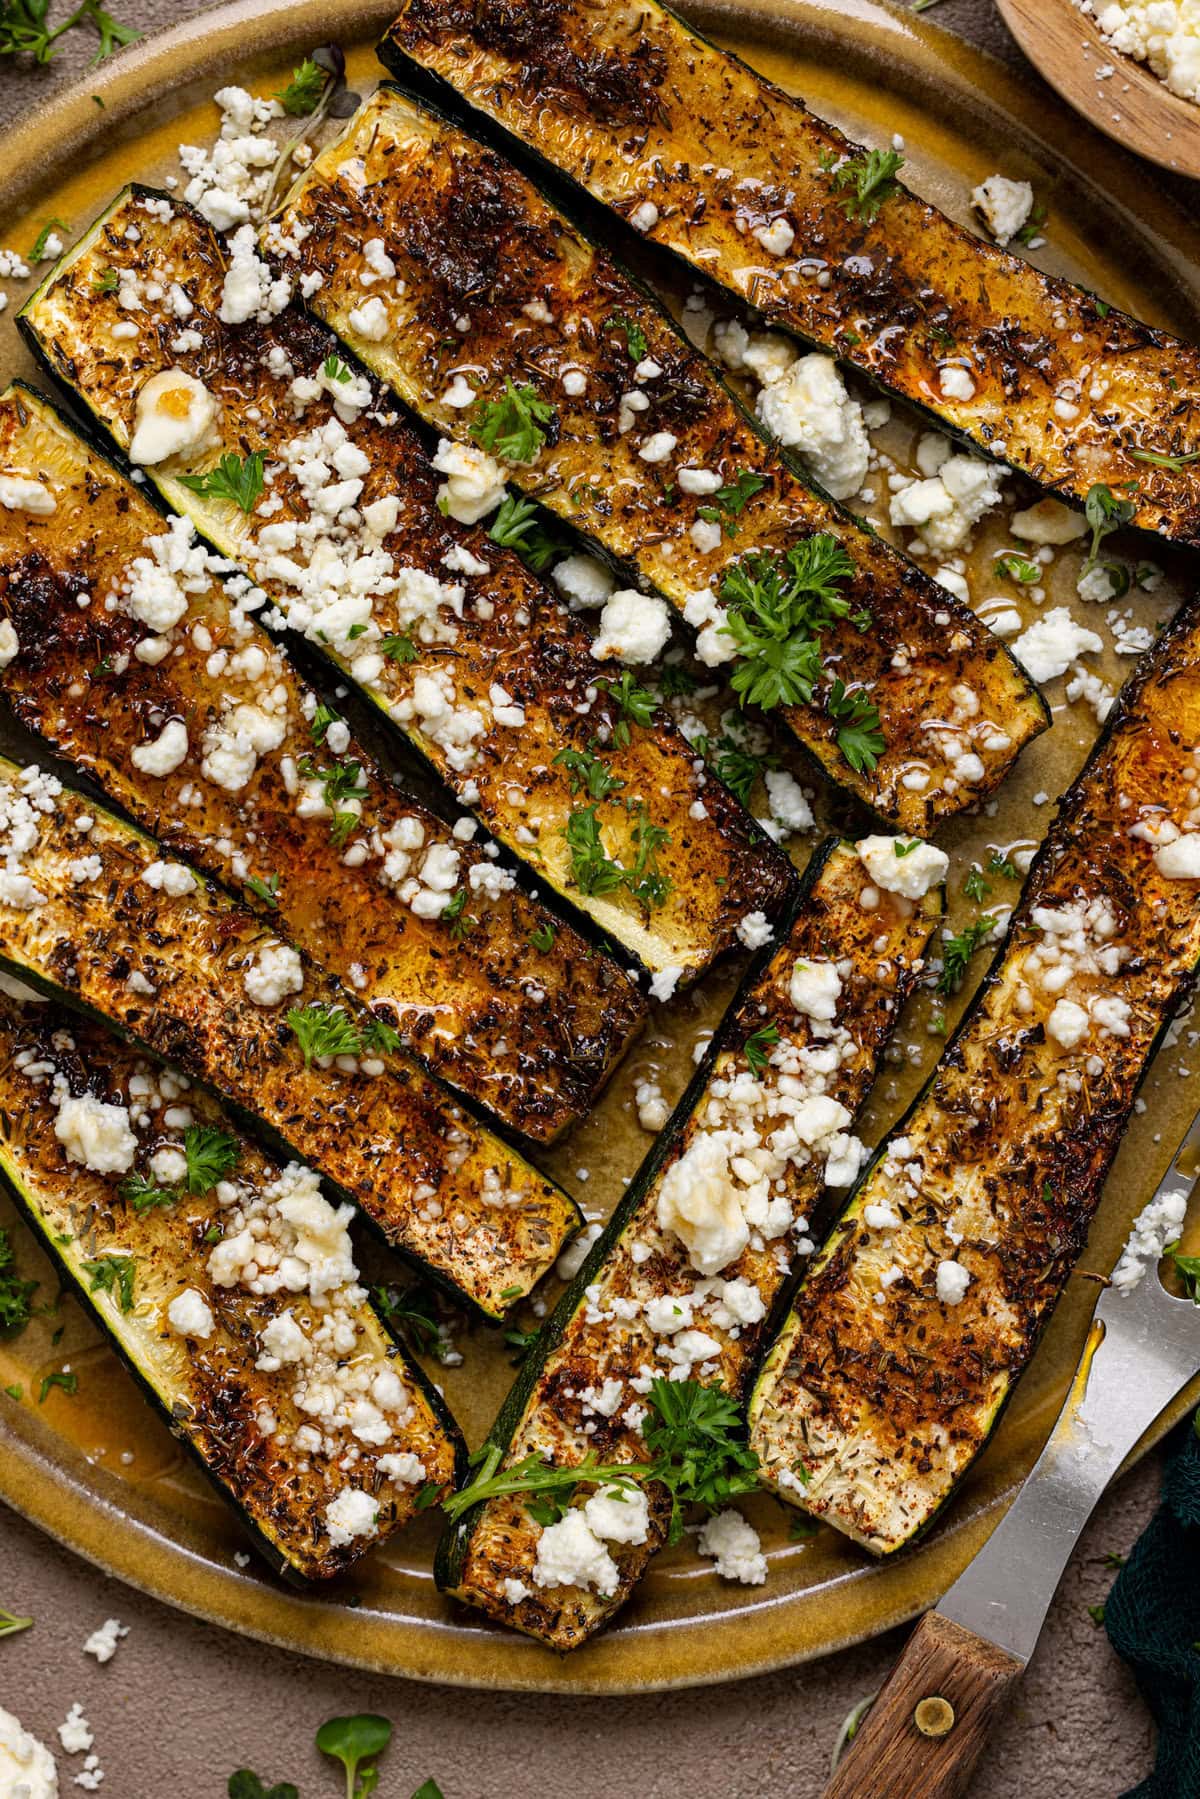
[309,700,341,745]
[38,1369,78,1404]
[597,670,657,746]
[322,351,353,384]
[936,916,996,997]
[625,807,672,912]
[993,551,1040,585]
[0,1228,38,1334]
[441,1377,760,1544]
[276,56,327,116]
[826,147,905,222]
[553,745,626,802]
[719,535,860,714]
[602,311,649,363]
[83,1253,136,1313]
[963,866,990,903]
[562,806,628,898]
[827,678,884,775]
[298,754,367,845]
[0,0,139,63]
[374,1282,455,1364]
[788,1514,820,1540]
[1129,446,1200,473]
[701,733,779,809]
[743,1022,780,1075]
[696,469,769,536]
[1013,204,1048,247]
[179,451,265,514]
[380,632,419,664]
[528,921,557,954]
[486,493,567,572]
[504,1325,539,1361]
[119,1172,176,1212]
[28,216,68,260]
[286,1002,400,1065]
[443,887,476,940]
[987,849,1018,880]
[657,663,698,698]
[1084,483,1136,568]
[93,266,119,293]
[1087,1603,1106,1628]
[470,379,555,465]
[245,871,281,908]
[184,1125,240,1194]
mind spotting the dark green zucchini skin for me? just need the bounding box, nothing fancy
[0,378,647,1147]
[435,836,941,1645]
[0,752,580,1320]
[380,0,1200,548]
[17,185,795,985]
[747,599,1200,1554]
[267,83,1048,835]
[0,995,466,1582]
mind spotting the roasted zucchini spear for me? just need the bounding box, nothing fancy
[381,0,1200,548]
[0,380,644,1145]
[0,752,577,1318]
[748,605,1200,1552]
[18,187,793,982]
[437,837,940,1647]
[0,993,463,1580]
[266,86,1048,834]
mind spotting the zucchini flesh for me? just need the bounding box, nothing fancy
[18,188,793,981]
[381,0,1200,548]
[436,838,940,1647]
[0,381,645,1145]
[0,752,578,1318]
[748,606,1200,1552]
[0,993,462,1580]
[267,86,1048,834]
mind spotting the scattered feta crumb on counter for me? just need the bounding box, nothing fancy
[82,1619,129,1665]
[697,1507,768,1584]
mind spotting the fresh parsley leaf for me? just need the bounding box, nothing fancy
[936,917,996,997]
[893,840,919,857]
[0,1227,38,1334]
[245,871,281,908]
[37,1369,77,1404]
[82,1254,136,1313]
[562,806,627,898]
[309,700,341,745]
[597,671,657,746]
[1087,1602,1106,1628]
[743,1022,780,1074]
[993,552,1040,585]
[827,678,884,774]
[827,147,905,222]
[602,311,648,362]
[470,379,555,465]
[184,1125,240,1194]
[553,745,625,802]
[323,352,353,384]
[963,867,990,903]
[504,1325,539,1361]
[0,1604,32,1638]
[81,0,137,60]
[119,1172,177,1211]
[625,806,672,913]
[315,1714,392,1799]
[788,1514,820,1540]
[374,1282,454,1365]
[987,849,1018,880]
[719,536,858,714]
[696,469,768,529]
[1013,204,1048,247]
[704,732,779,809]
[1084,483,1135,568]
[276,56,327,116]
[286,1003,399,1065]
[486,493,567,572]
[179,451,265,513]
[442,887,476,941]
[298,754,367,844]
[1129,446,1200,473]
[528,921,557,954]
[380,632,419,664]
[657,663,697,698]
[410,1785,445,1799]
[93,266,119,293]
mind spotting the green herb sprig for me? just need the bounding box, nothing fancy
[179,452,265,514]
[936,916,996,997]
[470,380,556,465]
[825,147,905,222]
[286,1003,400,1065]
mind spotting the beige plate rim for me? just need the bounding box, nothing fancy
[1,0,1199,1694]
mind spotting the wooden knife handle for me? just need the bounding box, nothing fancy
[824,1612,1025,1799]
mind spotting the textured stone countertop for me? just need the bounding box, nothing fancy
[0,2,1180,1794]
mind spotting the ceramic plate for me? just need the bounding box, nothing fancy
[1,0,1199,1694]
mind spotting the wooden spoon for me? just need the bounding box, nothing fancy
[997,0,1200,179]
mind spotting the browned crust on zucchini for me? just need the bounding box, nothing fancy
[0,381,645,1144]
[748,605,1200,1551]
[382,0,1200,547]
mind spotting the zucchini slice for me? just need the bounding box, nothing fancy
[0,380,645,1145]
[0,992,463,1581]
[381,0,1200,548]
[265,86,1048,834]
[436,836,940,1646]
[0,752,578,1319]
[18,187,793,982]
[747,605,1200,1552]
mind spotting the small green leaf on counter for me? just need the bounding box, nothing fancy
[316,1713,393,1799]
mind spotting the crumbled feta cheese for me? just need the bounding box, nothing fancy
[243,940,304,1007]
[591,589,672,665]
[431,437,507,523]
[889,447,1003,554]
[55,1095,137,1174]
[1012,607,1103,683]
[1082,0,1200,104]
[1,1705,58,1796]
[0,474,56,515]
[656,1131,750,1276]
[552,553,614,610]
[1155,833,1200,880]
[347,296,390,341]
[971,174,1034,246]
[935,1258,971,1305]
[532,1508,620,1596]
[83,1618,129,1664]
[857,835,949,900]
[0,621,19,668]
[938,364,976,402]
[755,353,869,501]
[58,1702,93,1754]
[1047,997,1090,1049]
[130,717,189,777]
[629,200,659,232]
[753,216,795,257]
[324,1486,378,1547]
[697,1508,767,1584]
[583,1483,650,1544]
[789,959,842,1023]
[638,430,678,465]
[736,911,773,951]
[1010,497,1088,545]
[764,769,813,835]
[167,1288,215,1338]
[141,859,196,897]
[128,369,220,466]
[1111,1186,1190,1292]
[219,224,292,324]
